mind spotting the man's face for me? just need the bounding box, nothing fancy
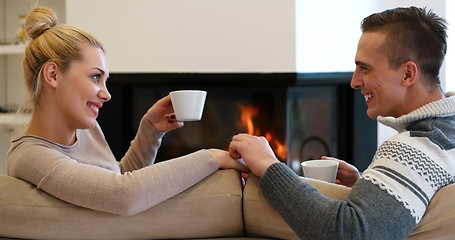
[351,32,408,119]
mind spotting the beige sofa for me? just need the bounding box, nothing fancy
[1,169,454,239]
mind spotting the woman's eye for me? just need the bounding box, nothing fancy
[92,74,101,82]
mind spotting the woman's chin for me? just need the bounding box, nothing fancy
[80,119,97,129]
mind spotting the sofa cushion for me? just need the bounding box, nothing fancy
[0,169,244,240]
[243,174,455,240]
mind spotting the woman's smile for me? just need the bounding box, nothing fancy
[87,101,102,117]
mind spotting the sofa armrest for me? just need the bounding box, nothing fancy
[0,169,244,240]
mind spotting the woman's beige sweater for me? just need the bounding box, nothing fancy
[6,117,219,216]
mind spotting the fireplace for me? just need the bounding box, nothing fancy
[98,73,377,173]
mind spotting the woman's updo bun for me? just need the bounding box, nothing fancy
[24,7,57,39]
[22,7,103,108]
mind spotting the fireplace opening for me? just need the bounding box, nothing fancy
[130,85,287,163]
[98,73,377,173]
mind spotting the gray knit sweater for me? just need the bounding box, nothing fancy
[260,93,455,239]
[7,116,219,216]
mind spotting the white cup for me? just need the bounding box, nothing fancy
[301,159,339,183]
[169,90,207,121]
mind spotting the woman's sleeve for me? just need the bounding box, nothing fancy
[9,142,219,216]
[118,116,166,172]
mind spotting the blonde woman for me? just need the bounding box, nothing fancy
[7,7,248,216]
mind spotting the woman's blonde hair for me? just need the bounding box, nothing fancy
[22,7,104,109]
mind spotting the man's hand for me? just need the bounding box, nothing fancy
[229,134,279,177]
[322,156,360,187]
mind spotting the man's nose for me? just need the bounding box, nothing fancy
[350,71,362,89]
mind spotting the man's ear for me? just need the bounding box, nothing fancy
[42,62,59,88]
[401,61,417,87]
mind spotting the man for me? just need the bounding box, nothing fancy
[229,6,455,239]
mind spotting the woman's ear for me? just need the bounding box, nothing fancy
[401,61,417,87]
[42,62,59,88]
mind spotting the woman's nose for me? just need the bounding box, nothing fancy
[98,86,111,102]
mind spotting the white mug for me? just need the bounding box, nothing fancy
[301,159,339,183]
[170,90,207,121]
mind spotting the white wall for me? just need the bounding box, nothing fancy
[66,0,296,73]
[295,0,375,73]
[296,0,446,75]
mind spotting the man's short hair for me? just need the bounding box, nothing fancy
[361,6,447,86]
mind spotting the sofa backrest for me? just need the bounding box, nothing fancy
[0,170,244,240]
[1,169,454,239]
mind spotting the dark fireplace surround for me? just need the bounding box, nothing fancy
[97,72,377,173]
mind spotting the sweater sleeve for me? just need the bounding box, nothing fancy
[7,135,219,216]
[259,163,416,240]
[118,116,165,172]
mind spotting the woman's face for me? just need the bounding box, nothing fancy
[55,45,111,130]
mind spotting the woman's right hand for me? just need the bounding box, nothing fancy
[145,95,184,132]
[208,149,250,173]
[322,156,360,187]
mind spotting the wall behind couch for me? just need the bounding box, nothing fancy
[66,0,296,73]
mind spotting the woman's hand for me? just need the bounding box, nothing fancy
[229,134,279,177]
[322,156,360,187]
[208,149,250,173]
[145,95,184,132]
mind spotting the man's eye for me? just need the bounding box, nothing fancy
[358,65,368,71]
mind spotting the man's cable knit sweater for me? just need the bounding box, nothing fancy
[259,93,455,239]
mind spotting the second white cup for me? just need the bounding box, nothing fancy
[170,90,207,121]
[301,159,339,183]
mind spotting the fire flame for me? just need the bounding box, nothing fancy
[238,104,260,135]
[237,103,287,160]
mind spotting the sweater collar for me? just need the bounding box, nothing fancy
[377,92,455,132]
